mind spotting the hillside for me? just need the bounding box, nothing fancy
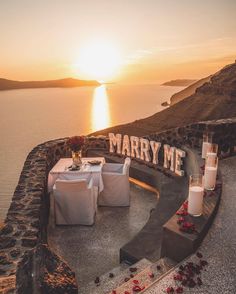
[0,77,99,91]
[92,62,236,137]
[170,76,212,105]
[162,79,197,87]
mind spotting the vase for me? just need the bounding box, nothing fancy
[72,150,82,167]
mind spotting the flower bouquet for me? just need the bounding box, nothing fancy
[67,136,85,167]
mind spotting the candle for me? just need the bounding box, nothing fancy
[202,142,211,159]
[201,133,213,159]
[204,166,217,190]
[206,152,217,166]
[204,153,218,190]
[188,185,204,216]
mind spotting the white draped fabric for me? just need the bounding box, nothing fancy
[53,177,98,225]
[48,158,105,193]
[98,157,131,207]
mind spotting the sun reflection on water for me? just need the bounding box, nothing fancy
[91,85,111,132]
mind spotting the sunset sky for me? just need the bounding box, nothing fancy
[1,0,236,83]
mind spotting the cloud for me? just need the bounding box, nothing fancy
[124,49,153,64]
[155,37,236,54]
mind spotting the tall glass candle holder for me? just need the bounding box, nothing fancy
[202,133,212,159]
[206,143,218,166]
[188,174,204,217]
[204,155,218,190]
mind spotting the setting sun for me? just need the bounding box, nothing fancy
[76,40,122,81]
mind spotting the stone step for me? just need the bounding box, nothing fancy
[107,257,176,294]
[80,258,152,294]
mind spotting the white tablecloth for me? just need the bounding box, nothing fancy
[48,157,105,193]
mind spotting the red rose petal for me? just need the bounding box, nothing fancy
[133,279,139,284]
[129,267,137,272]
[177,217,185,224]
[132,285,142,292]
[176,286,184,293]
[200,260,208,267]
[183,201,188,210]
[174,274,183,281]
[149,272,154,278]
[166,287,174,293]
[196,252,203,258]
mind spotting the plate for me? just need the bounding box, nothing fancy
[88,160,101,165]
[67,165,80,171]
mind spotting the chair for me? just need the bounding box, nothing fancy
[98,157,131,207]
[53,177,98,225]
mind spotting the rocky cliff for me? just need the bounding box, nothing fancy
[169,75,212,105]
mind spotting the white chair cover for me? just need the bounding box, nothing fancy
[53,177,98,225]
[98,157,131,207]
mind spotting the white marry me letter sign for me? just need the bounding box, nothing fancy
[109,133,186,176]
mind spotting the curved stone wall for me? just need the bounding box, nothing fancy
[0,117,235,293]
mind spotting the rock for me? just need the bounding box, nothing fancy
[0,276,16,293]
[161,101,170,107]
[0,268,6,275]
[17,224,27,231]
[31,220,40,229]
[0,224,13,236]
[34,244,78,294]
[22,237,38,248]
[23,230,38,238]
[14,230,23,237]
[0,237,16,249]
[10,248,21,258]
[0,253,12,265]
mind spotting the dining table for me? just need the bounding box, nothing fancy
[47,157,105,193]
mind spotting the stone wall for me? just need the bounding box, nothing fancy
[0,138,75,293]
[0,117,235,293]
[146,118,236,160]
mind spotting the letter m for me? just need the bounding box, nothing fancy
[109,133,122,154]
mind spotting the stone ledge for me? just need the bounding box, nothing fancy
[161,179,222,262]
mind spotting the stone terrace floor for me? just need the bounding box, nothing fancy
[48,181,158,289]
[146,156,236,293]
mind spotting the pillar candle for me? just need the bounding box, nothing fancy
[188,186,204,216]
[204,166,217,190]
[202,142,211,159]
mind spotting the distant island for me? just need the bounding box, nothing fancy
[162,79,197,87]
[0,77,100,91]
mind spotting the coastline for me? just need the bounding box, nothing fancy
[0,77,100,91]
